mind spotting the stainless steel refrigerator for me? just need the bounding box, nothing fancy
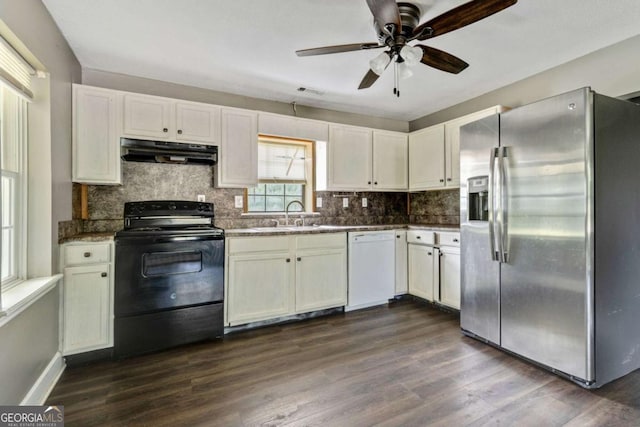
[460,87,640,388]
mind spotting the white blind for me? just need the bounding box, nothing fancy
[0,37,34,99]
[258,142,307,181]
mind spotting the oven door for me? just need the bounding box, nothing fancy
[115,234,224,317]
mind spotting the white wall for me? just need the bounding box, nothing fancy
[410,34,640,131]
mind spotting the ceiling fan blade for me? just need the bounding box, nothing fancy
[417,45,469,74]
[296,42,382,57]
[366,0,401,36]
[414,0,517,40]
[358,69,380,90]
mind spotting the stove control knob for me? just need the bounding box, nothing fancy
[168,203,176,210]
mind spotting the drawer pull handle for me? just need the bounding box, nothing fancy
[83,252,91,258]
[101,272,107,277]
[453,238,459,243]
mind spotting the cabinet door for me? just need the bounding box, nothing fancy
[122,93,172,139]
[439,246,461,309]
[227,253,293,325]
[295,249,347,312]
[72,85,121,184]
[408,244,437,301]
[217,108,258,187]
[373,131,408,191]
[395,231,408,295]
[409,124,445,190]
[175,101,220,144]
[327,125,372,190]
[63,264,112,354]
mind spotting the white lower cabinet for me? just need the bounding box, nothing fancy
[408,243,438,301]
[407,230,461,309]
[225,233,347,326]
[61,242,114,355]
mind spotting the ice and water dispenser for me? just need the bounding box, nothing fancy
[468,176,489,221]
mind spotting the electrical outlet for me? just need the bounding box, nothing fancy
[197,194,206,202]
[342,198,349,208]
[362,197,367,208]
[316,197,323,208]
[234,195,243,209]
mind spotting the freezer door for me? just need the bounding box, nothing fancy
[460,114,501,345]
[500,88,593,382]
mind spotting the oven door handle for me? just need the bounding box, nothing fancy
[154,235,224,243]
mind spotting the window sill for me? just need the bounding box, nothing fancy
[0,274,62,325]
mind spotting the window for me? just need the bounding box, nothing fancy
[0,54,30,289]
[246,138,313,213]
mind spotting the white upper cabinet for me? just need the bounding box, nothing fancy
[258,112,328,141]
[409,124,445,191]
[327,124,373,190]
[409,105,507,191]
[122,93,172,140]
[122,93,220,145]
[175,101,221,144]
[325,125,408,192]
[372,130,408,190]
[217,108,258,188]
[72,84,121,185]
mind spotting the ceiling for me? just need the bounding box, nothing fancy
[43,0,640,121]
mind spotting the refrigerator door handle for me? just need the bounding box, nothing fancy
[488,147,499,261]
[498,146,509,263]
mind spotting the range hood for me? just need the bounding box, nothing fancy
[120,138,217,165]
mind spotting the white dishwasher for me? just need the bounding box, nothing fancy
[347,230,396,311]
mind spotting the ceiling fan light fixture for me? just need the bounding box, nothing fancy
[400,44,422,66]
[397,61,413,79]
[369,51,391,75]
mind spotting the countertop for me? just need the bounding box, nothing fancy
[59,224,460,243]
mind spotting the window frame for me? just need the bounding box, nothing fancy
[245,136,315,213]
[0,84,28,291]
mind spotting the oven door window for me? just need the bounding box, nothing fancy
[142,250,203,277]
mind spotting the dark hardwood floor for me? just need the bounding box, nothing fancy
[48,300,640,426]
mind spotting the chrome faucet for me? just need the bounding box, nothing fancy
[285,200,305,226]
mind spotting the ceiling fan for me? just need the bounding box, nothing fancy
[295,0,517,96]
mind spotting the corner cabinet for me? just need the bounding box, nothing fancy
[216,108,258,188]
[409,105,507,191]
[225,233,347,326]
[61,241,114,355]
[326,125,408,191]
[72,84,121,184]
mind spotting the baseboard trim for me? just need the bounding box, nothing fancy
[21,352,65,405]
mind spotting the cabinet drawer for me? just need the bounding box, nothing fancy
[296,233,346,250]
[407,230,435,245]
[65,243,111,265]
[228,236,290,254]
[438,232,461,247]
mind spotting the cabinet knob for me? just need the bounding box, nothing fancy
[439,179,444,183]
[396,235,400,238]
[428,252,432,256]
[368,181,372,185]
[453,238,459,243]
[286,258,291,263]
[83,252,91,258]
[297,257,302,262]
[101,272,107,277]
[447,178,452,182]
[177,129,183,134]
[163,128,168,132]
[416,236,421,239]
[374,181,378,185]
